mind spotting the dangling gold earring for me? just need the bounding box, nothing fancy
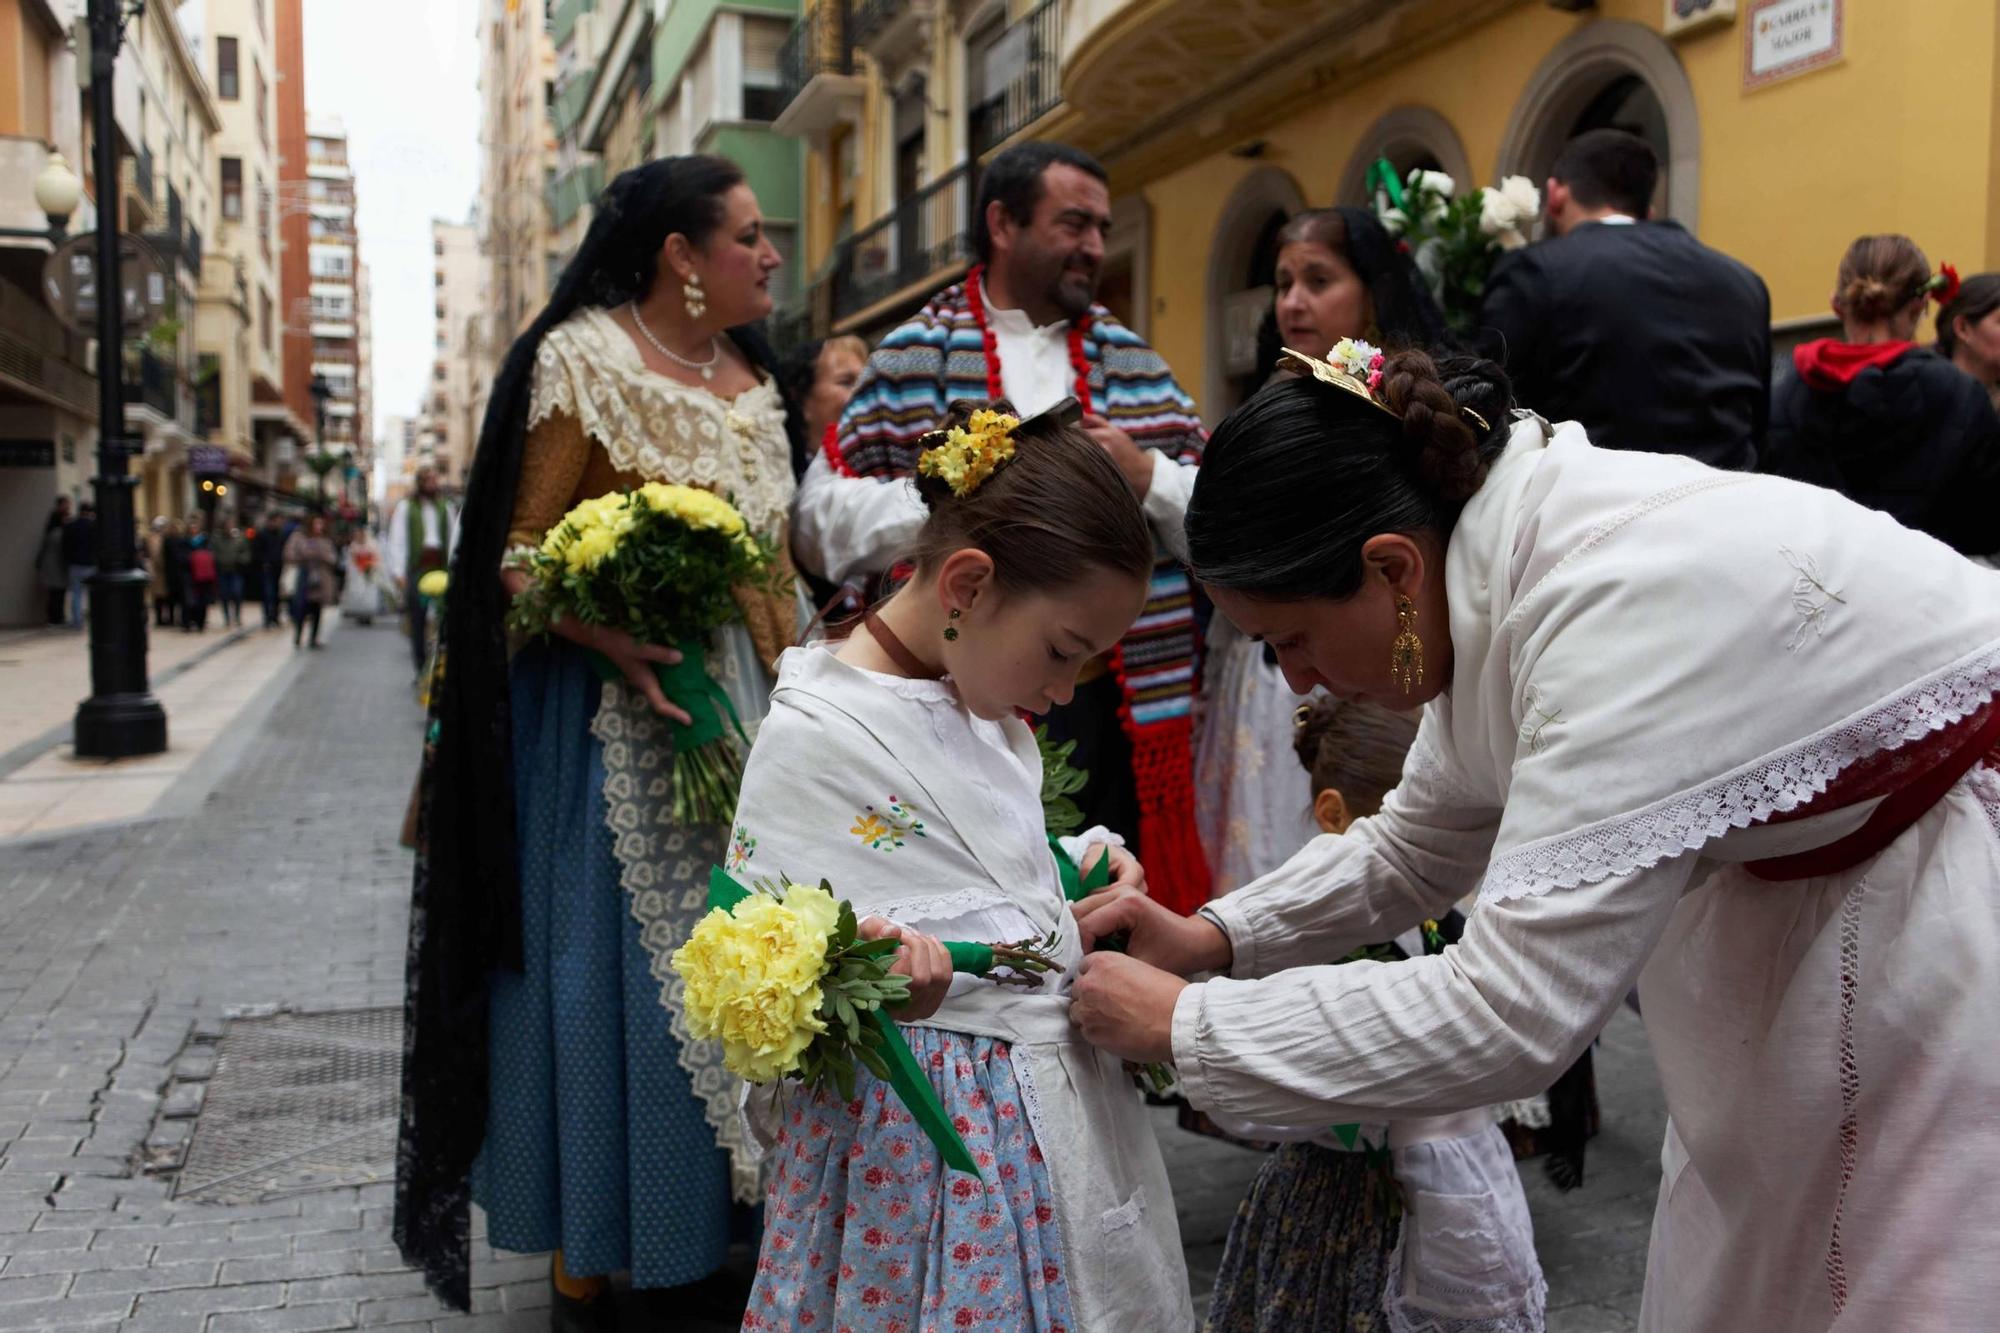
[943,608,961,642]
[1391,595,1424,694]
[683,273,707,321]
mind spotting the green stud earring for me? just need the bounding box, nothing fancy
[944,608,961,642]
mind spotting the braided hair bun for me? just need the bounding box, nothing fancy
[1376,349,1493,505]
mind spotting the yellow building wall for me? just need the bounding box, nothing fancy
[1136,0,2000,405]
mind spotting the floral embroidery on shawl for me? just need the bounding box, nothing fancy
[851,796,927,851]
[727,823,757,871]
[1782,546,1847,652]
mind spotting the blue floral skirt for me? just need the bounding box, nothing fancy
[471,639,742,1285]
[745,1028,1079,1332]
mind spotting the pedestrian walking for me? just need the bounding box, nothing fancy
[213,522,251,627]
[1478,128,1771,470]
[283,514,337,649]
[162,518,191,629]
[1763,235,2000,555]
[339,526,386,625]
[398,154,796,1325]
[36,497,71,626]
[182,516,217,633]
[61,501,97,629]
[145,517,177,627]
[1933,270,2000,412]
[385,467,458,675]
[253,513,292,628]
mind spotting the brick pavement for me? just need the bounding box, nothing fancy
[0,622,1664,1331]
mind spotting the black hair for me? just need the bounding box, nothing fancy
[1187,349,1513,601]
[1550,129,1658,219]
[401,154,781,1308]
[909,398,1153,591]
[1935,273,2000,358]
[774,337,825,479]
[971,141,1109,266]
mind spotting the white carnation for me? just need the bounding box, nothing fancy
[1407,168,1457,200]
[1497,174,1539,218]
[1378,206,1409,237]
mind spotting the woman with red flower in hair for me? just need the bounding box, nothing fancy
[1764,234,2000,555]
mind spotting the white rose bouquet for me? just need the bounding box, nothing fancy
[1370,159,1542,334]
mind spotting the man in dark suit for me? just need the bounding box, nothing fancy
[1479,129,1771,471]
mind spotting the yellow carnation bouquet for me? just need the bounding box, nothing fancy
[674,867,1064,1173]
[507,483,773,824]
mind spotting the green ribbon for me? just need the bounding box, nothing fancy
[587,636,747,749]
[705,867,980,1177]
[1048,835,1114,902]
[1366,157,1407,212]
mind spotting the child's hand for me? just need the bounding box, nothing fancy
[1081,843,1148,897]
[859,917,952,1022]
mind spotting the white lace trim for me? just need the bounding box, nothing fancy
[527,306,794,538]
[1479,638,2000,904]
[591,681,765,1205]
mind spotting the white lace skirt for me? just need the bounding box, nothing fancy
[1195,620,1321,895]
[1636,771,2000,1331]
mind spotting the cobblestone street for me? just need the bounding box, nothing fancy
[0,624,1663,1331]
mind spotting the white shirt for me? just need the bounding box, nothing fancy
[385,495,458,581]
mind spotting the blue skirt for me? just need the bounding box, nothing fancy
[472,639,740,1285]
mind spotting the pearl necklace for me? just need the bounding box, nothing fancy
[629,301,719,381]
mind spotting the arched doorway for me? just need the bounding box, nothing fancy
[1203,166,1307,425]
[1336,106,1474,207]
[1495,20,1699,226]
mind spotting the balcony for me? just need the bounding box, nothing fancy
[124,347,178,422]
[546,159,605,232]
[550,0,594,47]
[775,4,867,140]
[829,162,972,328]
[968,0,1065,159]
[851,0,933,71]
[551,71,595,139]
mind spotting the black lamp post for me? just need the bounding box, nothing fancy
[74,0,167,760]
[309,371,331,515]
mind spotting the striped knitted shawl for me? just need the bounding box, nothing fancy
[825,277,1213,910]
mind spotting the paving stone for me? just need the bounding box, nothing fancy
[150,1234,290,1267]
[0,1244,152,1279]
[218,1253,367,1286]
[131,1281,288,1320]
[67,1260,221,1296]
[207,1302,359,1333]
[0,1292,136,1328]
[0,1277,67,1308]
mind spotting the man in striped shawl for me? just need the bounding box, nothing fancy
[794,141,1213,912]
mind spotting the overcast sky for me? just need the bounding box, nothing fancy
[302,0,481,445]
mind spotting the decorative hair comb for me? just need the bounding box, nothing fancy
[1924,263,1962,307]
[917,408,1021,497]
[1279,340,1491,434]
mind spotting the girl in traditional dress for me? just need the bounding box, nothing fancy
[731,401,1195,1332]
[1074,343,2000,1331]
[1205,694,1543,1333]
[396,155,799,1328]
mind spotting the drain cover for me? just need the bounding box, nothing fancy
[175,1007,400,1202]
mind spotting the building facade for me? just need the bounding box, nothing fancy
[427,218,483,485]
[479,0,557,358]
[0,0,94,625]
[304,115,367,490]
[777,0,2000,420]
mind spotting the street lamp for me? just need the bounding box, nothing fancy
[0,150,80,243]
[73,0,167,760]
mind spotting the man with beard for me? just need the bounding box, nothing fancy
[793,141,1213,911]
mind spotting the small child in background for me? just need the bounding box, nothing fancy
[1203,696,1546,1333]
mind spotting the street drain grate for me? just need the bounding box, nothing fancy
[174,1007,401,1202]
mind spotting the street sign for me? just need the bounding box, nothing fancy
[188,445,230,475]
[40,231,170,337]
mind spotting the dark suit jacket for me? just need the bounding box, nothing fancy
[1478,220,1772,471]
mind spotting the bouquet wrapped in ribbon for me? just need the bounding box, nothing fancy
[507,483,771,825]
[672,868,1064,1174]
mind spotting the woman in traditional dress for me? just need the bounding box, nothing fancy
[395,155,798,1328]
[1073,345,2000,1332]
[1197,207,1448,895]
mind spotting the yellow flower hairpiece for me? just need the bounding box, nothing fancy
[916,408,1021,498]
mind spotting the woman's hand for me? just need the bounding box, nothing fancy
[1071,892,1233,977]
[1070,953,1185,1064]
[500,566,691,722]
[1080,843,1147,897]
[859,917,952,1023]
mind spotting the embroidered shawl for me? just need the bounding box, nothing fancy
[825,279,1213,911]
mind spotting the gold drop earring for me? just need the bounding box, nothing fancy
[1391,595,1424,694]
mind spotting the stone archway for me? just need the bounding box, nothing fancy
[1336,105,1474,206]
[1495,19,1700,227]
[1202,165,1307,425]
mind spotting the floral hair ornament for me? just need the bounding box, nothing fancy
[916,407,1021,497]
[1278,340,1399,421]
[1924,263,1963,307]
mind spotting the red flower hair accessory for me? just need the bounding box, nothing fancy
[1927,263,1962,307]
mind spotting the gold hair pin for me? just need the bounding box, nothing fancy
[1280,341,1494,434]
